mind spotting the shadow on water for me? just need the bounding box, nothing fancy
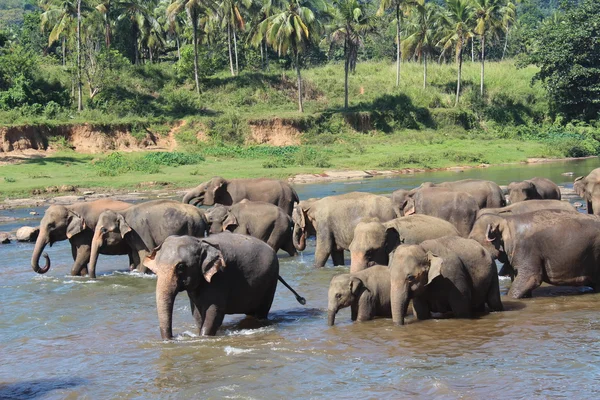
[0,378,87,400]
[221,308,325,332]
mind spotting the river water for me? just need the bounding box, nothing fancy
[2,158,600,399]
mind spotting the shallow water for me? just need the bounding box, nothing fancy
[2,158,600,399]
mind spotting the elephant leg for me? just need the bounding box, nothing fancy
[128,252,136,271]
[70,241,90,277]
[448,294,471,318]
[135,251,149,274]
[356,294,375,321]
[282,238,297,257]
[486,276,504,312]
[189,295,204,332]
[314,236,333,268]
[331,249,345,266]
[412,297,430,320]
[350,302,358,321]
[200,304,225,336]
[508,270,542,299]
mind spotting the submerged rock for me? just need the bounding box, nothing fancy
[0,232,11,244]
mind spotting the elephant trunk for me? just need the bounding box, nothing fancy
[88,229,104,279]
[183,189,203,206]
[350,252,367,274]
[31,230,51,274]
[156,275,178,340]
[293,224,306,251]
[391,282,410,326]
[327,309,337,326]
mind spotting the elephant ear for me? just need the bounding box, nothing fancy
[349,276,364,295]
[293,205,306,229]
[199,241,226,283]
[66,212,86,239]
[211,177,227,200]
[223,213,238,232]
[385,227,401,254]
[143,244,163,274]
[403,198,416,216]
[116,213,132,238]
[485,222,500,242]
[573,176,587,198]
[426,251,443,285]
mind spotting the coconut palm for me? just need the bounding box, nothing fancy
[40,0,78,64]
[253,0,322,112]
[116,0,160,65]
[402,0,440,88]
[217,0,252,76]
[328,0,374,109]
[472,0,502,96]
[438,0,474,106]
[500,0,519,60]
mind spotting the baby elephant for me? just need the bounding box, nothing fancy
[205,200,296,256]
[327,265,392,326]
[389,236,503,326]
[507,177,561,203]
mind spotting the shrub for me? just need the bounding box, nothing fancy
[141,152,204,166]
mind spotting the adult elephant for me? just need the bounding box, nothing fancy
[143,233,305,338]
[574,168,600,215]
[507,177,561,203]
[31,199,132,276]
[419,179,505,209]
[292,192,397,268]
[349,215,460,273]
[389,236,503,325]
[470,209,600,298]
[182,177,299,216]
[204,200,296,256]
[88,200,207,278]
[400,187,479,237]
[476,199,575,219]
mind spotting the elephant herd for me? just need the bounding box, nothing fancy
[28,169,600,338]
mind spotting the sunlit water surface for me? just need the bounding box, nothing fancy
[1,158,600,399]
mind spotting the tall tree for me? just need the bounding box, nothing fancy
[40,0,80,66]
[328,0,373,109]
[116,0,158,65]
[377,0,415,87]
[472,0,502,96]
[218,0,251,76]
[402,0,439,88]
[253,0,321,112]
[439,0,474,106]
[500,0,518,60]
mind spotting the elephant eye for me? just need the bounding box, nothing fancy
[335,293,342,299]
[406,274,415,282]
[176,263,186,275]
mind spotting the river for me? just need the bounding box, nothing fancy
[1,158,600,399]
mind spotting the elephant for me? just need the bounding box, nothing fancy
[389,236,503,325]
[574,168,600,215]
[182,177,299,216]
[476,199,576,219]
[399,187,479,237]
[143,233,305,338]
[88,200,208,278]
[292,192,398,268]
[469,209,600,299]
[348,215,460,273]
[418,179,505,209]
[327,265,391,325]
[204,200,296,256]
[31,199,132,276]
[507,177,561,203]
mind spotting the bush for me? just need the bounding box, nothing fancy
[141,152,204,166]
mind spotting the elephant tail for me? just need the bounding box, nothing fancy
[278,275,306,305]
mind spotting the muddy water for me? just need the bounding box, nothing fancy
[2,158,600,399]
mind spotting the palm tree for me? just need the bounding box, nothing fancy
[377,0,416,87]
[438,0,474,106]
[402,0,439,88]
[253,0,321,112]
[40,0,79,66]
[500,0,518,60]
[95,0,114,49]
[168,0,214,93]
[328,0,373,109]
[116,0,160,65]
[218,0,252,76]
[472,0,502,96]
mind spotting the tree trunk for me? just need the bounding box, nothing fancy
[176,37,181,62]
[471,37,474,62]
[423,54,427,89]
[133,25,139,65]
[295,51,303,113]
[62,37,66,66]
[344,34,349,109]
[76,0,83,111]
[192,20,200,95]
[502,26,509,60]
[264,40,269,69]
[233,23,239,76]
[480,34,485,97]
[227,22,235,76]
[455,38,463,107]
[395,3,401,87]
[260,39,264,70]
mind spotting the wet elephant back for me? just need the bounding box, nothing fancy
[71,199,132,231]
[386,215,460,244]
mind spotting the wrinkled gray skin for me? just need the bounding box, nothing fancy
[476,199,576,219]
[292,192,397,268]
[508,177,561,203]
[349,215,460,273]
[183,177,299,216]
[144,233,279,338]
[327,265,392,326]
[89,200,207,279]
[400,187,479,237]
[469,210,600,299]
[389,236,503,325]
[31,199,132,276]
[418,179,505,209]
[574,168,600,215]
[205,200,296,256]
